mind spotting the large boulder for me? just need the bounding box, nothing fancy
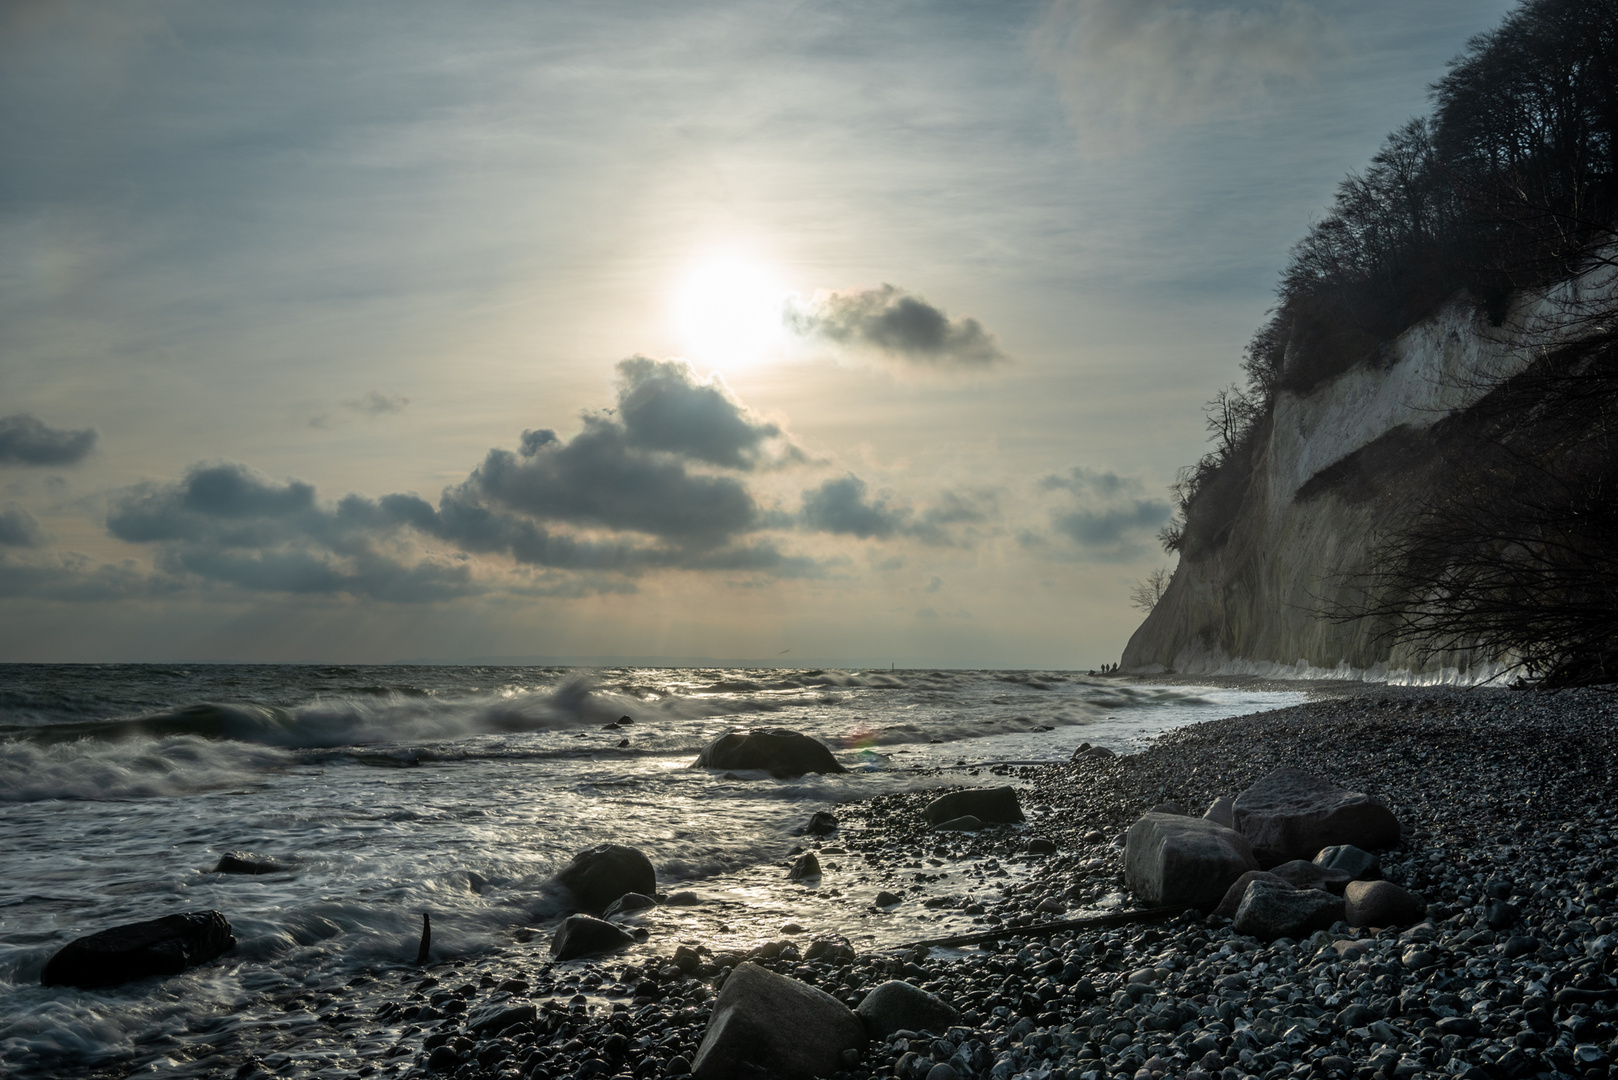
[691,961,867,1080]
[1232,879,1344,941]
[1314,844,1382,881]
[41,911,235,988]
[1344,880,1426,928]
[554,844,656,913]
[213,851,284,875]
[856,980,962,1039]
[921,786,1024,827]
[1124,811,1258,908]
[551,914,635,960]
[694,729,847,776]
[1270,859,1353,894]
[1232,768,1401,867]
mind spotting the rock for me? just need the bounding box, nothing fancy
[694,729,847,776]
[1070,742,1115,761]
[550,914,635,960]
[874,891,903,907]
[921,787,1024,826]
[213,851,283,875]
[1124,811,1258,908]
[934,815,983,832]
[1503,934,1538,958]
[1232,768,1401,866]
[1484,899,1520,930]
[40,911,235,988]
[803,811,840,835]
[1270,859,1353,894]
[1343,880,1425,927]
[467,1001,537,1037]
[1026,837,1057,855]
[667,890,701,906]
[1213,870,1290,920]
[788,852,821,880]
[1203,796,1235,828]
[1232,880,1343,941]
[690,961,867,1080]
[855,980,963,1039]
[554,843,657,913]
[1313,844,1381,880]
[603,892,658,920]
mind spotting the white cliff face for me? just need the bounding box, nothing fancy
[1121,274,1605,683]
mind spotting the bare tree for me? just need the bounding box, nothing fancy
[1130,566,1172,613]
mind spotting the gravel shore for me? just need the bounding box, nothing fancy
[233,684,1617,1080]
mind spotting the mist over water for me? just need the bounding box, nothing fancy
[0,664,1302,1078]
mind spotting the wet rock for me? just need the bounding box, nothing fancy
[694,729,847,776]
[934,815,984,832]
[213,851,284,875]
[666,890,701,906]
[1071,743,1114,760]
[788,852,821,880]
[1213,870,1290,919]
[467,1001,537,1037]
[1232,767,1401,866]
[41,910,235,988]
[554,843,657,913]
[855,980,962,1039]
[874,891,903,907]
[1232,879,1343,940]
[1313,843,1381,880]
[1269,859,1353,894]
[1203,796,1235,828]
[690,961,867,1080]
[1124,811,1258,908]
[1484,899,1520,930]
[921,786,1024,826]
[803,811,840,835]
[550,914,635,961]
[1503,934,1538,958]
[1026,837,1057,855]
[1343,880,1425,928]
[603,892,658,920]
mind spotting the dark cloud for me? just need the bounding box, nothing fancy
[786,285,1006,367]
[801,475,907,539]
[0,414,98,466]
[0,505,45,547]
[1033,466,1169,561]
[0,552,160,602]
[614,356,800,469]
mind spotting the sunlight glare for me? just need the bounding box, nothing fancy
[672,253,789,368]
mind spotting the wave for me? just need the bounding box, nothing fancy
[0,735,295,802]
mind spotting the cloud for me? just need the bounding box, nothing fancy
[0,504,45,547]
[1034,0,1335,142]
[1032,466,1170,560]
[341,390,410,417]
[799,475,994,547]
[786,285,1006,368]
[614,357,801,469]
[0,413,98,466]
[0,551,160,602]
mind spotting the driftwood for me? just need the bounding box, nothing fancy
[895,905,1189,951]
[415,912,431,965]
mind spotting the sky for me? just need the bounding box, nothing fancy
[0,0,1517,666]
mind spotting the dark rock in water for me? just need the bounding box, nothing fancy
[1071,743,1114,761]
[1270,858,1353,894]
[467,1000,537,1037]
[694,728,846,776]
[921,786,1024,826]
[855,980,962,1039]
[550,914,635,960]
[690,961,866,1080]
[602,892,658,920]
[616,715,634,725]
[803,811,840,835]
[934,815,983,832]
[214,851,283,875]
[41,910,235,988]
[874,891,902,907]
[554,843,656,913]
[1232,879,1343,940]
[666,890,701,906]
[1124,811,1258,908]
[1233,767,1401,866]
[1343,880,1425,927]
[1213,870,1290,920]
[1026,836,1058,855]
[788,852,821,880]
[1313,843,1381,880]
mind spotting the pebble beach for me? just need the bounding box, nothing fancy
[155,682,1613,1080]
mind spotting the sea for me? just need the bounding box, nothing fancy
[0,664,1303,1078]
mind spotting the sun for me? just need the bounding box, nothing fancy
[671,252,789,368]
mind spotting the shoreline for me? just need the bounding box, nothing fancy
[52,685,1618,1079]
